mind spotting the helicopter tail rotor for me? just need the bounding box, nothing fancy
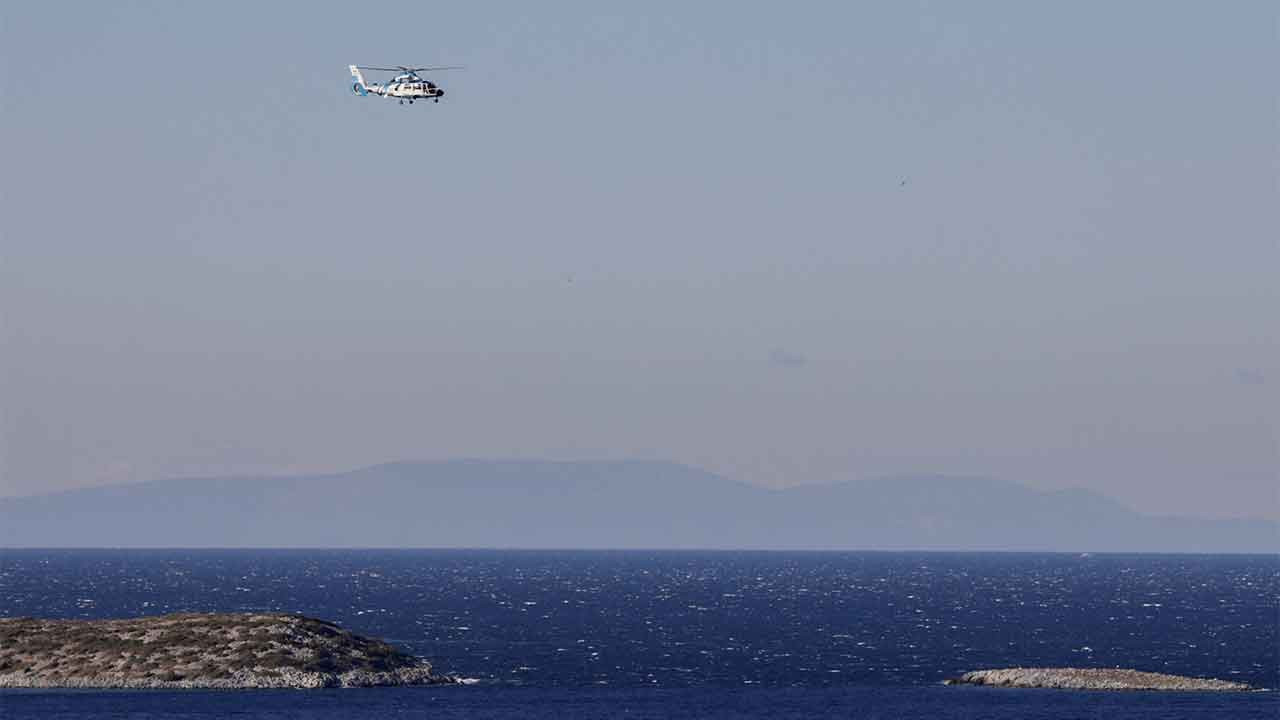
[348,65,369,96]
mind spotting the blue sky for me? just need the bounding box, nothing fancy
[2,2,1276,518]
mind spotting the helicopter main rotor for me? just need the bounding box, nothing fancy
[355,65,464,73]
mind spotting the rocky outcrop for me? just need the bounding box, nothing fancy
[0,613,458,689]
[946,667,1252,692]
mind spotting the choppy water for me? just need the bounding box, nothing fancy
[2,550,1276,718]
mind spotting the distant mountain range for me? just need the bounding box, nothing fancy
[2,461,1274,552]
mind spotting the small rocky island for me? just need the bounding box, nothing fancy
[0,613,458,689]
[946,667,1252,692]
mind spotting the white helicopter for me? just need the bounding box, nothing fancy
[348,65,462,105]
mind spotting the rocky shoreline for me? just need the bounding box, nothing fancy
[946,668,1252,692]
[0,613,458,689]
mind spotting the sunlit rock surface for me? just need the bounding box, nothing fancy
[0,613,457,689]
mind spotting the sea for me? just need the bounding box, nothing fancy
[1,549,1276,719]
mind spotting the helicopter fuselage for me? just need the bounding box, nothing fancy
[377,77,443,100]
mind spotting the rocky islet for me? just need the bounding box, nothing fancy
[946,667,1252,692]
[0,612,457,689]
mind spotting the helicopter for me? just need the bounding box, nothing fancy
[348,65,461,105]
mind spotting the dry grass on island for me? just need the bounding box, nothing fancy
[946,667,1252,692]
[0,612,458,689]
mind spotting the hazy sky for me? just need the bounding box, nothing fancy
[2,2,1276,519]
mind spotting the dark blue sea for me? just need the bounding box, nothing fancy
[1,550,1276,718]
